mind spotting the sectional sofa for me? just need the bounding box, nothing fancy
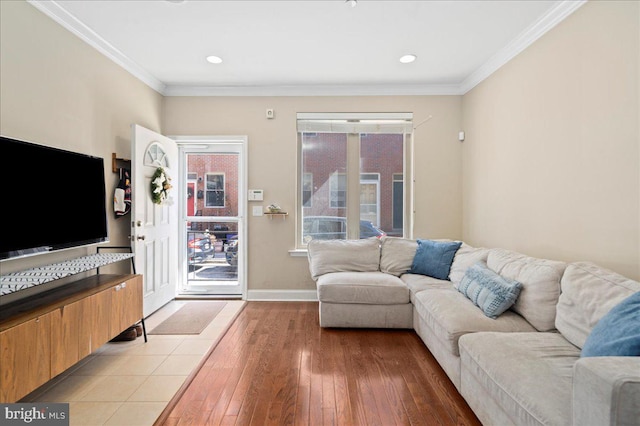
[307,236,640,426]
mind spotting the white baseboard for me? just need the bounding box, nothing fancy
[247,289,318,301]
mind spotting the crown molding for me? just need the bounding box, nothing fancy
[27,0,167,94]
[28,0,585,97]
[163,83,462,97]
[459,0,587,94]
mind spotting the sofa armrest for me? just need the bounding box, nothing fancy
[573,357,640,426]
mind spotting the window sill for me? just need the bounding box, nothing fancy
[288,249,308,257]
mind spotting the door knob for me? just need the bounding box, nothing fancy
[136,235,146,240]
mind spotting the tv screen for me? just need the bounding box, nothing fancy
[0,136,109,261]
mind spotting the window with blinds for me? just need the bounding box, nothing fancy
[297,113,413,246]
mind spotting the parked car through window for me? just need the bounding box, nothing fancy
[302,216,386,242]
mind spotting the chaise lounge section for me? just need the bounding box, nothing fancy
[307,236,640,426]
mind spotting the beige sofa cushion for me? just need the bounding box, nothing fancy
[449,243,490,287]
[412,289,536,356]
[400,273,453,303]
[487,249,566,331]
[307,237,380,280]
[317,271,410,305]
[380,236,417,276]
[555,261,640,349]
[459,332,580,426]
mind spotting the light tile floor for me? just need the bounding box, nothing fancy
[21,299,246,426]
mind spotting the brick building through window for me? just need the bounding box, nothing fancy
[301,132,404,235]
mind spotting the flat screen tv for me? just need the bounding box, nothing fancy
[0,136,109,261]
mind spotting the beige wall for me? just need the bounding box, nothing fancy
[164,96,463,291]
[0,1,163,275]
[4,0,637,296]
[462,1,640,280]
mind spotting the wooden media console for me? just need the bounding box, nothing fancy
[0,273,144,402]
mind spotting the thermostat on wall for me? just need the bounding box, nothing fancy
[248,189,264,201]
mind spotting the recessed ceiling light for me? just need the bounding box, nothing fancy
[399,54,417,64]
[206,55,223,64]
[165,0,186,3]
[345,0,357,7]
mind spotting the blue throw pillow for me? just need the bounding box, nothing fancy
[458,261,522,319]
[409,239,462,280]
[581,291,640,357]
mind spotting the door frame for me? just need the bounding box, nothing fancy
[171,135,248,299]
[359,174,380,227]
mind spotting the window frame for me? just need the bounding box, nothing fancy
[296,113,413,249]
[204,172,225,208]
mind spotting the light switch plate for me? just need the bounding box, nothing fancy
[253,206,263,216]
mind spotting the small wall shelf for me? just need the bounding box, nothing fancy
[112,152,131,173]
[265,212,288,220]
[0,253,134,296]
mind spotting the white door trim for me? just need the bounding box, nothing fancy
[172,135,248,299]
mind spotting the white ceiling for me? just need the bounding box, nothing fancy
[29,0,586,96]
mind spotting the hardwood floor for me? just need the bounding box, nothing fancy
[156,302,481,426]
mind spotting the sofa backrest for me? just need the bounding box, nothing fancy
[307,237,381,280]
[487,249,567,331]
[449,243,490,287]
[380,236,417,276]
[555,261,640,349]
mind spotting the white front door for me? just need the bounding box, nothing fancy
[131,124,179,317]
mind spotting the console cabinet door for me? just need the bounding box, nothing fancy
[110,276,143,338]
[91,289,112,351]
[51,299,91,377]
[0,314,51,402]
[123,275,143,327]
